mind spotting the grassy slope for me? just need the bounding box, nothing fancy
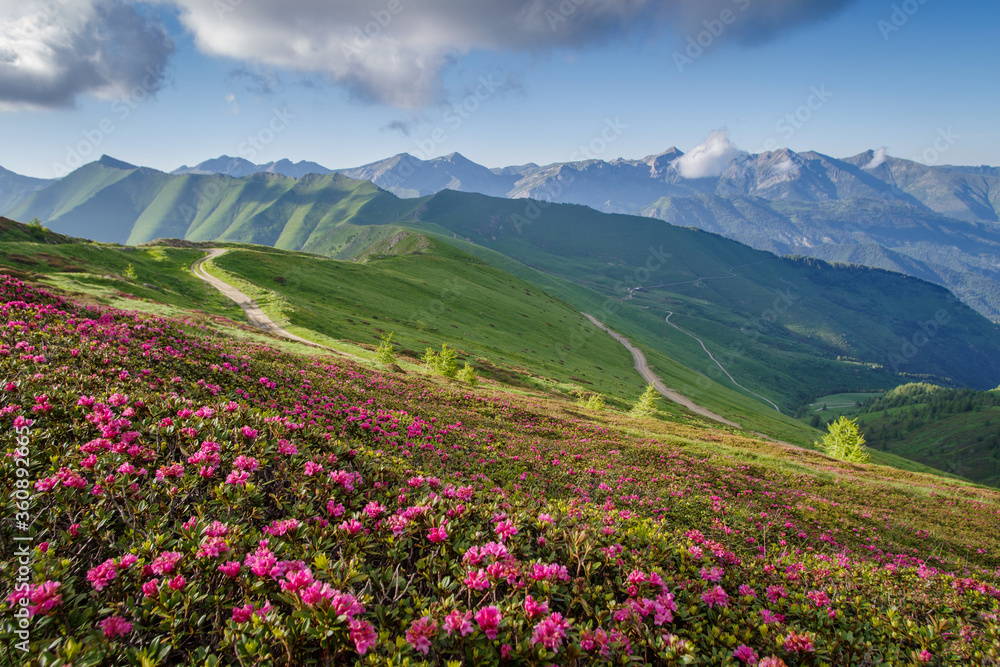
[398,192,1000,406]
[643,194,1000,322]
[206,241,694,417]
[0,216,812,445]
[3,216,984,477]
[834,385,1000,486]
[15,164,1000,412]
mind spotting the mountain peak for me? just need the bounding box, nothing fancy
[98,155,137,170]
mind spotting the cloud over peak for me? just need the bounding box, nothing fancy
[673,129,746,179]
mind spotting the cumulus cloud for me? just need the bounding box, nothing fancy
[864,146,888,170]
[166,0,857,108]
[771,157,797,175]
[0,0,174,110]
[673,129,747,179]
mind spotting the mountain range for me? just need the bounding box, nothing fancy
[156,147,1000,222]
[4,148,1000,322]
[3,154,1000,415]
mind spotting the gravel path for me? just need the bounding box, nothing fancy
[191,248,338,352]
[582,313,741,428]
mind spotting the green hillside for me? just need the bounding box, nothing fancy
[401,190,1000,409]
[8,157,412,251]
[831,383,1000,487]
[9,161,1000,418]
[642,194,1000,322]
[0,215,973,476]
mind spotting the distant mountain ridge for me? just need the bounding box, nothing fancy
[4,148,1000,321]
[164,147,999,221]
[0,165,54,213]
[172,155,334,179]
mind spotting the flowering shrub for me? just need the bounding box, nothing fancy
[0,273,998,665]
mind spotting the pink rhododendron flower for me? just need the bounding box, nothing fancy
[783,631,814,654]
[806,590,831,607]
[151,551,182,575]
[531,612,571,652]
[427,526,448,543]
[329,590,365,619]
[733,644,759,664]
[759,609,784,624]
[87,559,117,591]
[766,585,786,604]
[701,585,729,608]
[225,470,250,486]
[349,619,377,655]
[444,610,474,636]
[142,579,160,598]
[405,616,438,655]
[524,594,549,620]
[218,561,242,578]
[7,580,63,617]
[168,575,186,590]
[340,519,363,535]
[99,615,132,639]
[494,519,517,540]
[232,455,259,471]
[475,606,502,639]
[464,569,490,591]
[232,604,254,623]
[757,658,788,667]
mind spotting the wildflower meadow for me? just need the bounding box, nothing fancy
[1,274,998,665]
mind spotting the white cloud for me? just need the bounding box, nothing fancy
[225,92,239,114]
[673,129,747,179]
[772,157,797,175]
[0,0,858,110]
[864,146,888,170]
[0,0,173,110]
[165,0,857,108]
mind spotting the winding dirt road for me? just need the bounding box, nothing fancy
[191,248,336,352]
[665,311,782,413]
[582,313,741,428]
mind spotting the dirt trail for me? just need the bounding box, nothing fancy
[191,248,339,353]
[582,313,741,428]
[665,311,782,413]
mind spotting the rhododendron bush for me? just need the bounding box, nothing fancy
[1,274,999,665]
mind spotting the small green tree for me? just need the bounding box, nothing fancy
[123,263,137,282]
[582,393,606,411]
[435,344,458,378]
[819,416,870,463]
[374,332,396,365]
[457,362,478,385]
[422,344,459,378]
[629,384,660,418]
[422,347,439,372]
[27,217,43,230]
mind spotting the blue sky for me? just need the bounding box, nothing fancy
[2,0,997,178]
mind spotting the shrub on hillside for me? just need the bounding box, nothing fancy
[374,332,396,365]
[629,384,660,418]
[457,362,478,385]
[423,343,459,378]
[819,416,870,463]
